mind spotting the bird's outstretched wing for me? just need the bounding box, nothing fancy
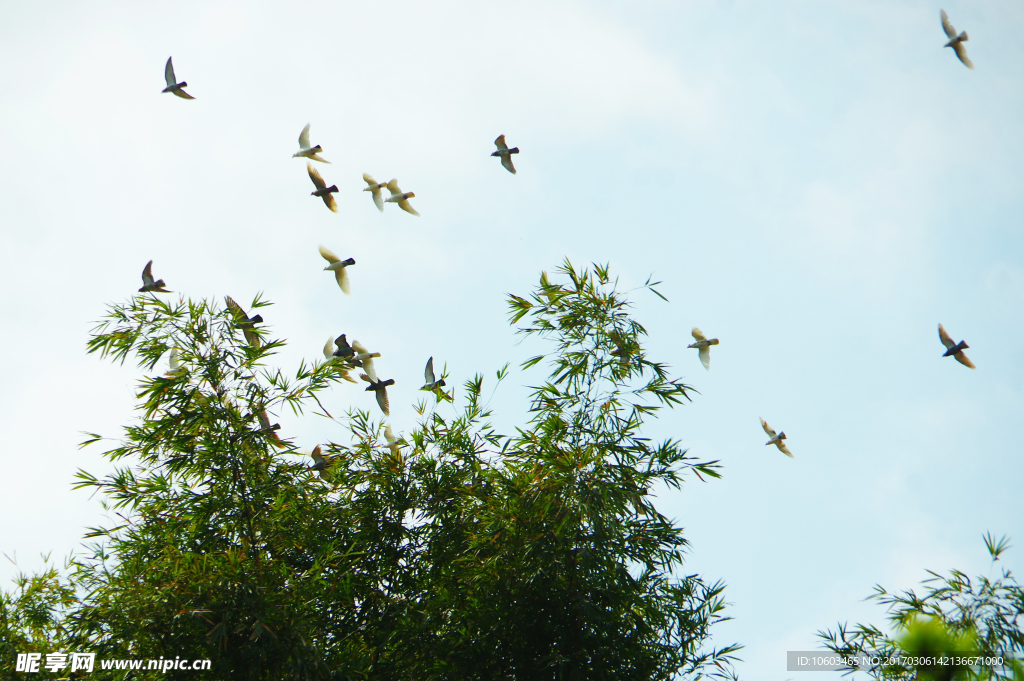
[952,42,974,69]
[387,179,402,196]
[500,155,517,174]
[164,57,176,87]
[692,327,708,342]
[938,324,956,350]
[494,134,509,152]
[308,162,327,191]
[319,244,340,263]
[698,347,711,371]
[141,260,155,286]
[955,352,976,369]
[335,267,350,295]
[375,388,390,416]
[298,123,311,150]
[399,198,420,216]
[940,9,957,40]
[760,417,777,438]
[776,442,794,458]
[424,357,435,385]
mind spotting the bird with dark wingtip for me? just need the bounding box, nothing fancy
[307,162,339,212]
[139,260,171,293]
[162,57,195,99]
[491,134,519,174]
[938,323,976,369]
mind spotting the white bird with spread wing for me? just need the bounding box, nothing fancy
[385,179,420,216]
[941,9,974,70]
[362,173,386,213]
[318,245,355,295]
[293,123,330,163]
[760,418,793,458]
[421,357,446,391]
[687,328,719,371]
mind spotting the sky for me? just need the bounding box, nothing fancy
[2,0,1023,678]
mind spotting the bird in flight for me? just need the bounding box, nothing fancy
[384,424,401,456]
[310,445,328,472]
[938,323,976,369]
[308,162,339,212]
[293,123,330,163]
[385,179,420,216]
[491,134,519,174]
[318,245,355,295]
[328,333,355,361]
[362,173,387,213]
[941,10,974,70]
[361,376,395,416]
[139,261,171,293]
[258,410,286,449]
[349,340,381,369]
[309,445,337,482]
[321,336,358,382]
[760,418,793,458]
[421,357,446,391]
[225,296,263,348]
[162,57,195,99]
[166,347,186,377]
[687,328,720,371]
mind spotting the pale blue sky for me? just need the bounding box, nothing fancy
[1,1,1022,678]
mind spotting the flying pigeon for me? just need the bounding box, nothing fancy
[309,445,337,482]
[166,347,185,377]
[384,424,401,456]
[350,340,380,375]
[162,57,195,99]
[225,296,263,348]
[941,10,974,70]
[310,445,327,472]
[321,336,358,382]
[363,173,386,212]
[938,323,976,369]
[491,134,519,174]
[308,162,339,212]
[139,260,171,293]
[760,417,793,458]
[318,245,355,295]
[328,333,355,360]
[421,357,446,391]
[293,123,330,163]
[258,410,286,449]
[361,375,395,416]
[687,328,720,371]
[385,179,419,216]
